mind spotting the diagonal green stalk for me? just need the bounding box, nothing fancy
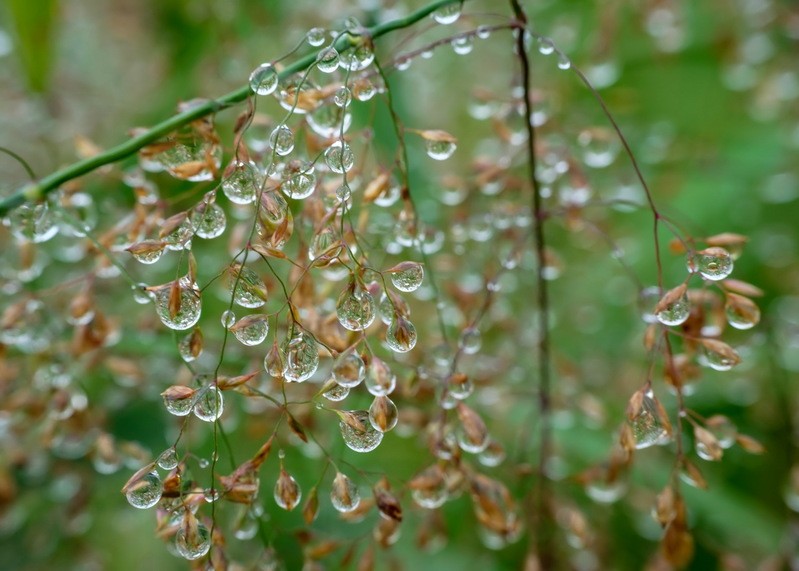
[0,0,464,217]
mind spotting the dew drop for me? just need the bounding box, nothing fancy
[163,391,195,417]
[476,26,492,40]
[365,358,396,396]
[330,472,361,513]
[306,27,326,47]
[125,470,163,509]
[307,104,352,138]
[322,382,350,402]
[154,280,202,331]
[332,350,366,388]
[336,280,376,331]
[282,169,316,200]
[478,440,506,467]
[339,43,375,71]
[175,520,211,560]
[390,264,424,292]
[132,284,153,305]
[274,469,301,510]
[339,410,384,453]
[725,297,760,330]
[282,331,319,383]
[157,448,179,470]
[368,395,398,432]
[324,141,355,174]
[7,202,58,244]
[249,63,279,96]
[222,161,261,205]
[537,36,555,55]
[334,86,352,108]
[411,467,448,509]
[221,309,236,329]
[690,247,733,281]
[386,316,417,353]
[231,314,269,346]
[353,78,376,102]
[264,340,287,378]
[458,327,482,354]
[432,4,461,25]
[269,124,294,157]
[194,202,226,239]
[557,53,572,70]
[228,265,267,308]
[425,138,457,161]
[193,387,224,422]
[655,292,690,326]
[699,342,740,372]
[628,391,671,449]
[316,48,340,73]
[451,36,474,55]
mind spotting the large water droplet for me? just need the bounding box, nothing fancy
[222,161,261,205]
[306,27,326,47]
[336,280,376,331]
[339,410,383,452]
[322,382,350,402]
[324,141,355,174]
[270,125,295,157]
[154,280,202,330]
[655,292,690,326]
[458,327,482,354]
[7,202,58,243]
[249,63,279,96]
[425,138,457,161]
[228,265,267,308]
[390,264,424,292]
[432,4,461,25]
[282,169,316,200]
[368,395,398,432]
[330,472,360,512]
[125,470,163,509]
[282,331,319,382]
[690,247,733,281]
[628,391,671,449]
[231,314,269,346]
[332,350,366,388]
[365,358,396,396]
[194,202,226,239]
[157,448,179,470]
[274,469,301,510]
[193,386,224,422]
[386,316,417,353]
[316,48,340,73]
[175,520,211,560]
[264,340,287,378]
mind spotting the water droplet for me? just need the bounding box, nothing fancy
[447,373,474,400]
[231,314,269,346]
[451,36,473,55]
[154,280,202,330]
[194,202,226,239]
[339,43,374,71]
[411,466,448,509]
[386,316,417,353]
[7,202,58,243]
[221,309,236,329]
[322,382,350,401]
[175,519,211,560]
[132,283,153,305]
[577,128,619,168]
[233,509,259,540]
[478,440,506,467]
[476,26,492,40]
[157,448,179,470]
[628,391,671,449]
[222,161,261,205]
[307,104,352,138]
[432,4,461,25]
[163,390,196,417]
[125,470,163,509]
[725,298,760,330]
[228,265,267,308]
[395,57,412,72]
[193,386,224,422]
[699,341,740,372]
[339,410,384,452]
[249,63,279,96]
[269,124,294,156]
[324,141,355,174]
[282,331,319,382]
[352,78,376,101]
[368,395,398,432]
[557,53,572,70]
[585,477,626,503]
[334,86,352,108]
[365,358,396,397]
[458,327,482,354]
[264,340,287,377]
[316,48,340,73]
[204,487,220,503]
[332,350,366,388]
[274,468,301,510]
[390,264,424,292]
[689,247,733,281]
[336,279,376,331]
[178,330,202,362]
[282,168,316,200]
[537,36,555,55]
[306,27,326,47]
[655,291,690,326]
[330,472,360,512]
[425,138,457,161]
[638,286,661,324]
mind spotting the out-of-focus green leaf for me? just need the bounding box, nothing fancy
[6,0,58,92]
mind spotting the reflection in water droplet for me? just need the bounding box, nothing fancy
[340,410,383,452]
[125,470,163,509]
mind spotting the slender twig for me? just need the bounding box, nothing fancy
[0,0,466,217]
[508,1,555,566]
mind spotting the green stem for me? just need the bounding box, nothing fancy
[0,0,464,217]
